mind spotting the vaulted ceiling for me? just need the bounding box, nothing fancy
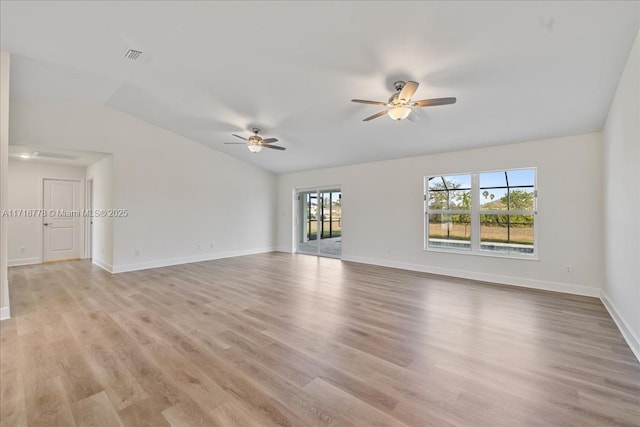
[1,1,638,173]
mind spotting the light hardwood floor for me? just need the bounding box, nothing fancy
[1,253,639,426]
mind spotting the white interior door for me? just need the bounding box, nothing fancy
[43,179,83,262]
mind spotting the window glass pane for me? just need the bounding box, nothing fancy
[506,169,535,187]
[480,214,534,255]
[479,169,535,211]
[429,190,471,210]
[428,174,471,190]
[428,190,448,210]
[428,213,471,250]
[449,190,471,210]
[506,188,535,210]
[479,188,507,209]
[447,174,471,189]
[428,174,471,210]
[479,171,506,188]
[319,191,342,239]
[480,187,535,211]
[304,192,317,241]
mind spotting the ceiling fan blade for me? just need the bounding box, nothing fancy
[232,134,248,141]
[351,99,387,106]
[363,110,389,121]
[261,138,279,144]
[224,142,247,145]
[413,97,457,107]
[262,144,286,151]
[399,81,419,102]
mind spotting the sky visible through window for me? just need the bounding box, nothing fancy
[480,169,534,187]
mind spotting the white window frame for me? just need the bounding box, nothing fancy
[424,168,538,260]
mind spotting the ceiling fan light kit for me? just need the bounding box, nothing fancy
[352,80,457,122]
[388,106,412,121]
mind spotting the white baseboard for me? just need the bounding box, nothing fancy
[8,257,40,267]
[275,247,293,253]
[112,247,276,274]
[341,255,601,297]
[92,258,113,273]
[0,305,10,321]
[601,290,640,362]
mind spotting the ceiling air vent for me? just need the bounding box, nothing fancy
[124,49,143,60]
[34,152,78,160]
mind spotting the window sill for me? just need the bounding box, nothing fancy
[424,247,539,261]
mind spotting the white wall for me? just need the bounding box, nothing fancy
[9,101,277,273]
[277,133,604,297]
[0,52,10,320]
[86,155,114,270]
[602,29,640,359]
[7,159,86,266]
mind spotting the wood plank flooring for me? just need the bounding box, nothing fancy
[1,253,639,426]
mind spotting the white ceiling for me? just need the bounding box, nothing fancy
[1,1,638,173]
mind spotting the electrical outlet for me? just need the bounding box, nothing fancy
[135,249,141,257]
[20,247,25,254]
[197,244,202,250]
[565,265,573,275]
[210,242,214,249]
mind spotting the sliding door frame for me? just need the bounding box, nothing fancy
[294,185,342,259]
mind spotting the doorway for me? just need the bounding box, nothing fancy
[296,188,342,258]
[42,178,83,262]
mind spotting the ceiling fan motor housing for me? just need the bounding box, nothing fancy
[393,81,406,92]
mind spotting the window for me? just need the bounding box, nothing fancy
[425,168,536,257]
[426,174,472,251]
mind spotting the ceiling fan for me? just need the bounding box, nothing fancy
[352,81,456,121]
[224,128,286,153]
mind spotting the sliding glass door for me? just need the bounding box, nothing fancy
[297,191,319,254]
[297,188,341,258]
